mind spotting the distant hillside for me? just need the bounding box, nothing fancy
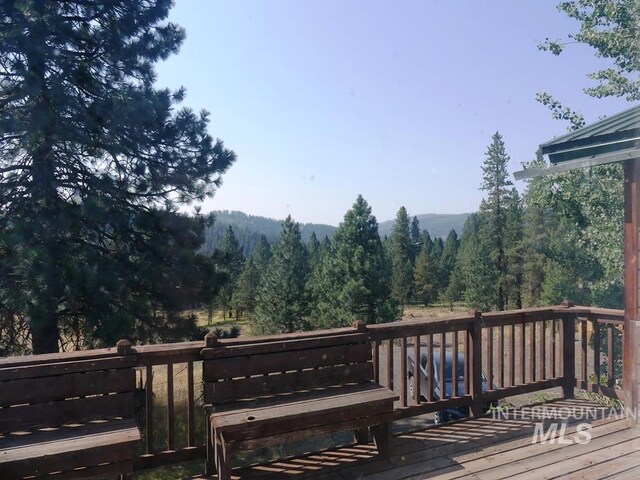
[202,211,335,256]
[378,213,471,239]
[202,210,471,255]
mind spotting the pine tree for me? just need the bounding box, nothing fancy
[504,188,524,309]
[0,1,235,352]
[459,214,495,311]
[215,226,245,319]
[254,217,309,334]
[413,236,438,306]
[430,237,445,299]
[232,258,259,317]
[390,207,414,305]
[310,196,397,328]
[306,232,322,272]
[440,229,460,296]
[410,216,422,263]
[479,132,513,311]
[521,153,551,306]
[252,235,272,276]
[443,263,464,309]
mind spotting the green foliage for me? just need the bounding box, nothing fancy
[0,1,235,353]
[440,229,460,296]
[390,207,414,305]
[232,258,259,317]
[504,189,524,309]
[478,132,515,311]
[215,226,245,318]
[459,214,496,312]
[254,217,309,334]
[309,196,398,328]
[410,216,422,262]
[540,0,640,101]
[203,210,336,256]
[413,236,438,306]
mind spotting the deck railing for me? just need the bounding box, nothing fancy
[0,304,625,472]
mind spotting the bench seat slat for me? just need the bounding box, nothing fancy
[201,332,370,359]
[0,392,135,434]
[212,384,397,431]
[220,397,395,441]
[230,412,395,451]
[204,342,371,380]
[0,424,139,479]
[0,356,135,382]
[0,369,133,407]
[205,363,374,404]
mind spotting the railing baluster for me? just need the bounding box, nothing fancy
[427,334,433,402]
[607,324,615,387]
[187,361,195,448]
[529,321,536,383]
[386,339,394,391]
[145,365,154,454]
[413,335,421,405]
[499,325,504,388]
[373,340,380,384]
[509,323,515,387]
[452,331,459,398]
[487,327,494,389]
[581,319,588,384]
[541,321,547,380]
[592,315,600,385]
[520,320,526,385]
[464,329,470,395]
[167,363,175,451]
[439,332,446,399]
[400,337,407,407]
[551,319,557,378]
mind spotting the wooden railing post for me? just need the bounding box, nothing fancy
[468,310,484,417]
[561,301,576,399]
[116,339,132,356]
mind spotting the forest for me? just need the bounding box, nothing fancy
[203,131,624,336]
[0,0,636,355]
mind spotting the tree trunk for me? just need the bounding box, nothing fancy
[31,310,59,354]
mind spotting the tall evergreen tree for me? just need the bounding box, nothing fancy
[310,196,397,328]
[504,188,524,309]
[215,226,244,319]
[306,232,322,273]
[0,1,235,352]
[413,236,438,306]
[440,229,460,295]
[521,153,551,306]
[459,214,495,311]
[479,132,513,311]
[232,258,259,317]
[254,217,309,334]
[390,207,414,305]
[410,216,422,263]
[251,235,272,275]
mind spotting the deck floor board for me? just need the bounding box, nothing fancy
[196,399,639,480]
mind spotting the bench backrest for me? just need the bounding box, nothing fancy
[202,331,373,406]
[0,352,136,434]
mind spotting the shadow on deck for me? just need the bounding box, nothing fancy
[207,398,640,480]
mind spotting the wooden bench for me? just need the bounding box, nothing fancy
[0,340,141,479]
[201,322,398,480]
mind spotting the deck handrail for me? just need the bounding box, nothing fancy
[0,304,625,472]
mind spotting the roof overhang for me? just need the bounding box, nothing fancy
[514,145,640,181]
[514,104,640,181]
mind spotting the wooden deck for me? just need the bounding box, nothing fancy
[220,398,640,480]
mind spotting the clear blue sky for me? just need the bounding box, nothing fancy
[156,0,631,226]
